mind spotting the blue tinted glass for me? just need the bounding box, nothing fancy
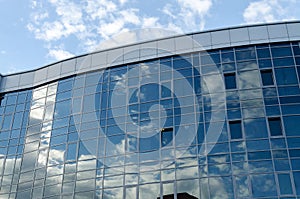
[278,173,293,195]
[274,159,290,171]
[293,172,300,195]
[273,57,295,67]
[287,137,300,148]
[54,99,71,118]
[224,73,236,89]
[221,51,235,63]
[244,118,268,139]
[271,46,292,57]
[57,79,73,93]
[246,139,270,151]
[258,59,272,69]
[161,131,173,147]
[291,159,300,170]
[289,149,300,158]
[229,120,242,139]
[86,72,100,86]
[261,69,274,86]
[293,45,300,55]
[282,104,300,115]
[251,174,277,197]
[173,57,192,69]
[278,86,300,96]
[280,96,300,104]
[283,116,300,136]
[248,151,271,160]
[6,95,17,105]
[140,84,159,102]
[257,48,271,59]
[2,114,12,130]
[56,90,72,101]
[236,48,256,61]
[139,134,159,152]
[201,52,220,65]
[275,67,298,85]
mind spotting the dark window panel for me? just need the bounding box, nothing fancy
[268,117,283,136]
[229,120,242,139]
[260,69,274,86]
[224,73,236,89]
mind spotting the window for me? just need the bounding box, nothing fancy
[261,69,274,86]
[224,73,236,89]
[229,120,242,139]
[0,95,4,106]
[268,117,283,136]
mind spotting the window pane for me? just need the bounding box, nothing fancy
[251,174,277,197]
[283,115,300,136]
[229,120,242,139]
[224,73,236,89]
[275,67,298,85]
[261,69,274,86]
[278,173,293,195]
[268,117,282,136]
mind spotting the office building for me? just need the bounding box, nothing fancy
[0,21,300,198]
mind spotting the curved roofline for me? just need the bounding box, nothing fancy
[2,20,300,77]
[1,20,300,93]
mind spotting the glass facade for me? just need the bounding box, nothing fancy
[1,39,300,199]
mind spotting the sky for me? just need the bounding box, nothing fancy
[0,0,300,75]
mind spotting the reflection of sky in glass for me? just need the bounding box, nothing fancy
[1,42,300,198]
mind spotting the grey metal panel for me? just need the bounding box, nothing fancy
[287,23,300,39]
[157,38,175,56]
[2,75,20,91]
[211,30,230,48]
[140,41,157,58]
[34,68,47,85]
[175,36,193,53]
[249,25,269,41]
[107,48,123,66]
[19,72,34,88]
[47,63,62,81]
[92,51,107,67]
[193,32,211,50]
[124,45,140,62]
[76,54,92,73]
[230,28,250,44]
[61,58,76,75]
[268,24,288,39]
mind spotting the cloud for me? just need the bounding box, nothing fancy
[243,0,297,24]
[48,48,74,61]
[177,0,213,30]
[27,0,214,60]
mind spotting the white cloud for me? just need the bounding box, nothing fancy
[48,48,74,61]
[243,0,297,24]
[177,0,213,30]
[119,0,127,6]
[27,0,214,56]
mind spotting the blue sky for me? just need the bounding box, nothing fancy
[0,0,300,74]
